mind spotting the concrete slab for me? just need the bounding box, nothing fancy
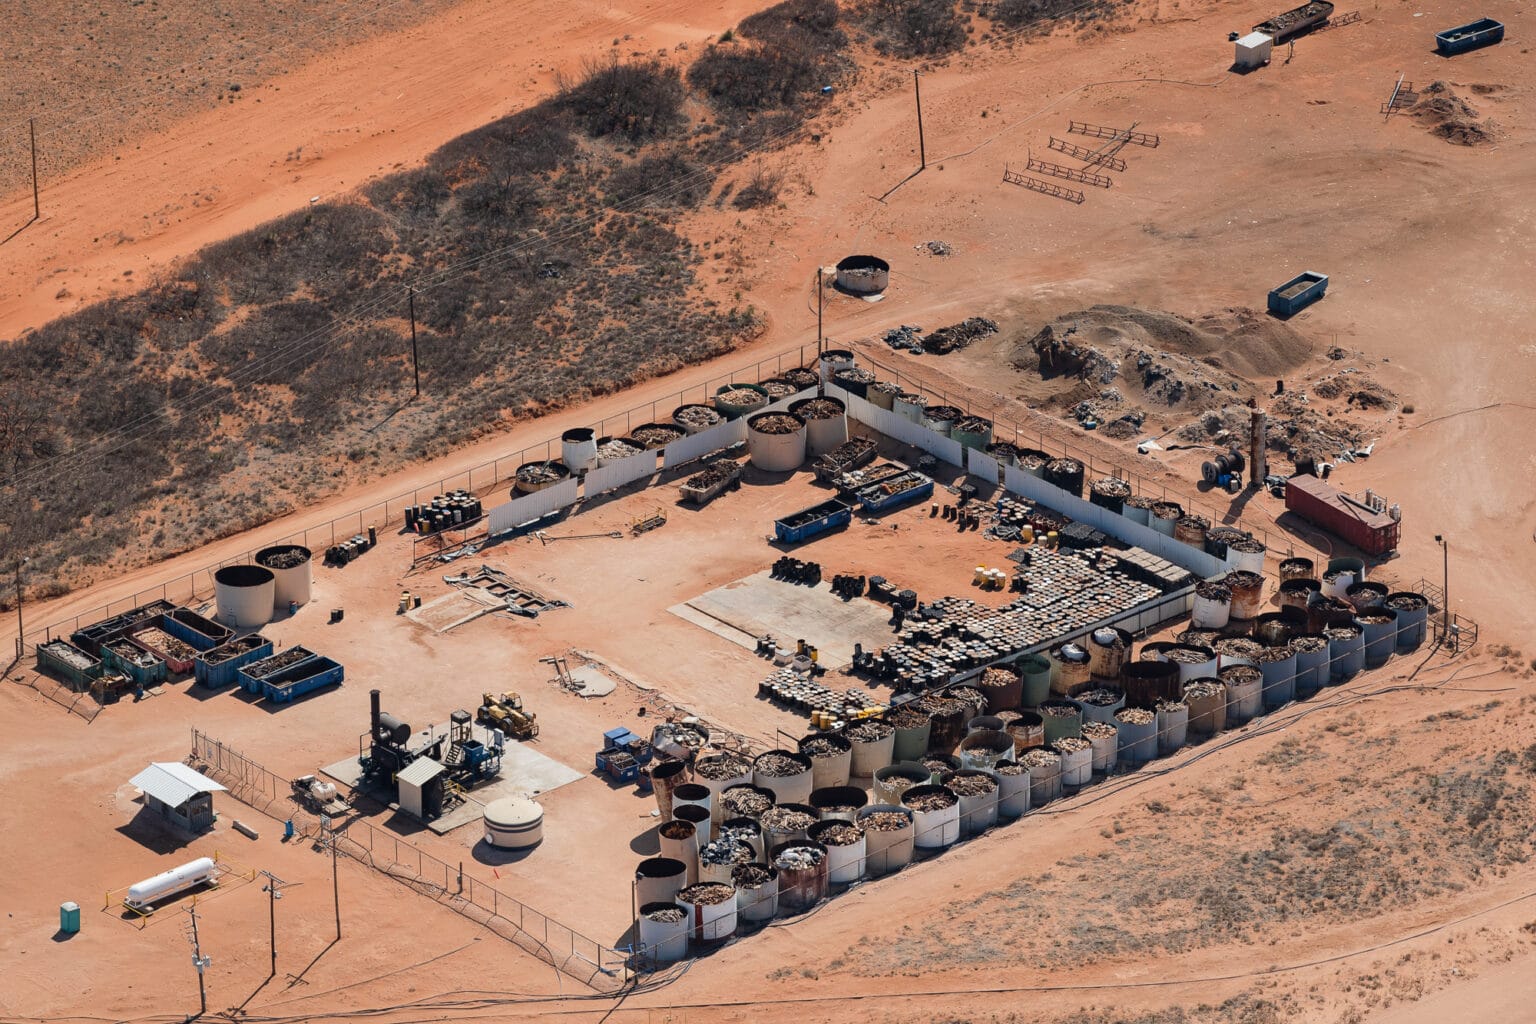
[406,589,504,632]
[321,721,582,834]
[568,664,617,698]
[670,570,896,668]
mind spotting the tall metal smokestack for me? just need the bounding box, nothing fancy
[370,688,381,739]
[1249,407,1268,487]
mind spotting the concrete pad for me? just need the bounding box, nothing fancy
[568,664,617,698]
[322,722,583,834]
[670,569,896,668]
[406,590,503,632]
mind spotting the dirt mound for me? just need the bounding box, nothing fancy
[1411,81,1499,146]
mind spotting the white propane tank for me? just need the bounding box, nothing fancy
[125,857,218,910]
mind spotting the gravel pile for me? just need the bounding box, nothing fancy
[753,753,806,777]
[847,720,894,742]
[677,882,735,906]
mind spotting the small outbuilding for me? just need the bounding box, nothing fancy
[395,756,447,821]
[130,762,227,833]
[1235,31,1274,69]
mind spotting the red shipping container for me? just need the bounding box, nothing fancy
[1285,476,1399,555]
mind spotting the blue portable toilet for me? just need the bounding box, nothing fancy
[59,901,80,935]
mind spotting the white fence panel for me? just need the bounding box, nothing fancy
[662,417,744,470]
[1001,465,1224,577]
[583,452,659,498]
[916,429,964,467]
[487,477,579,534]
[966,448,1000,485]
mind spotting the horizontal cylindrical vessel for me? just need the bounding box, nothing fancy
[856,805,916,875]
[901,785,961,849]
[808,820,866,883]
[125,857,218,910]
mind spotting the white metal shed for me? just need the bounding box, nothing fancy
[395,756,446,820]
[1235,32,1274,70]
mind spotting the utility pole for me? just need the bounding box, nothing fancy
[326,820,341,940]
[29,118,39,220]
[258,872,285,978]
[407,288,421,398]
[913,71,927,171]
[186,905,210,1018]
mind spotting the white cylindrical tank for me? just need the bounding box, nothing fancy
[255,544,313,610]
[125,857,218,910]
[856,805,915,874]
[214,565,275,628]
[846,721,896,778]
[834,255,889,295]
[746,412,807,473]
[1081,721,1119,772]
[994,763,1032,819]
[1192,579,1232,629]
[483,797,543,850]
[634,858,689,906]
[732,863,780,922]
[561,427,598,472]
[672,783,713,828]
[1157,700,1189,755]
[818,347,857,381]
[901,785,960,849]
[692,755,754,826]
[789,397,849,457]
[1050,738,1093,791]
[797,734,853,791]
[675,882,738,945]
[753,751,814,805]
[637,902,689,964]
[939,770,1000,835]
[808,820,866,883]
[1114,707,1159,765]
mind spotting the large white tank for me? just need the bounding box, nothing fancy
[125,857,218,910]
[256,544,313,610]
[214,565,275,628]
[484,797,543,849]
[746,412,807,473]
[637,902,689,964]
[561,428,598,472]
[789,397,849,457]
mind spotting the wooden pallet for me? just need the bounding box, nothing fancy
[1068,120,1160,148]
[1047,136,1128,171]
[1002,168,1086,204]
[1026,156,1113,188]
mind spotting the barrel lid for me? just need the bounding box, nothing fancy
[484,797,543,828]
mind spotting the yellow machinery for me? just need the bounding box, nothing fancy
[477,691,540,740]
